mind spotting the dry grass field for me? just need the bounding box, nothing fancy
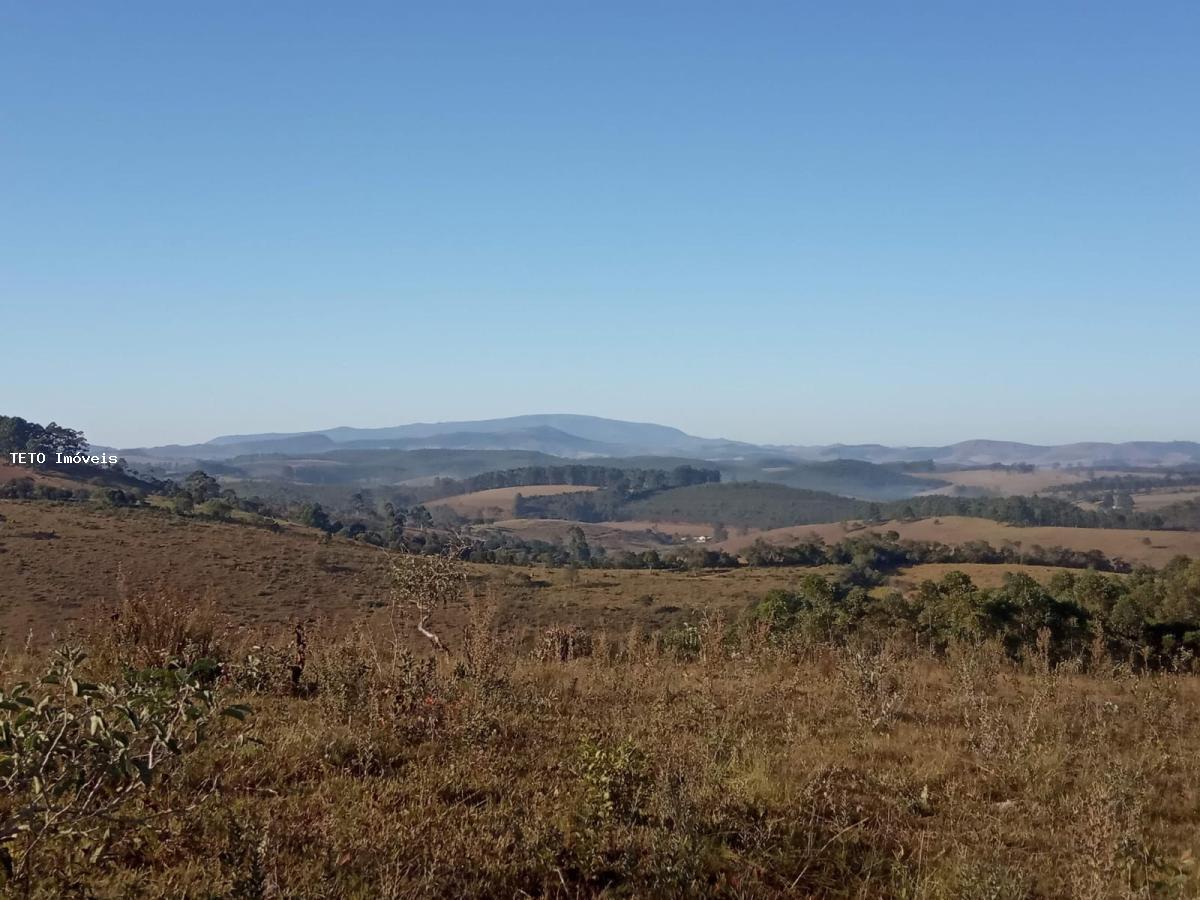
[5,590,1200,897]
[1133,489,1200,511]
[719,515,1200,568]
[482,517,675,552]
[4,499,1200,895]
[0,500,387,641]
[912,467,1175,498]
[0,501,802,648]
[482,517,756,551]
[598,519,725,538]
[427,484,598,519]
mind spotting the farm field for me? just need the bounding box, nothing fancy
[1132,488,1200,511]
[482,516,759,552]
[719,515,1200,567]
[426,484,598,518]
[911,466,1175,497]
[481,517,677,552]
[597,519,728,538]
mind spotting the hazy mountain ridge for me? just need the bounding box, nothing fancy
[801,439,1200,467]
[115,415,1200,469]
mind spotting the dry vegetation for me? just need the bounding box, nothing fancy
[2,567,1199,897]
[597,519,726,539]
[1132,491,1200,513]
[483,517,676,553]
[721,516,1200,568]
[0,501,799,647]
[427,485,599,519]
[912,468,1168,498]
[0,501,388,640]
[0,464,81,491]
[4,499,1200,895]
[480,518,753,553]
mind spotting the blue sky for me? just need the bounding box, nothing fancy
[3,2,1197,448]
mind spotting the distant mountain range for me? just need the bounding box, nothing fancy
[800,439,1200,468]
[111,414,1200,469]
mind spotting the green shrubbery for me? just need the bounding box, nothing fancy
[749,557,1200,666]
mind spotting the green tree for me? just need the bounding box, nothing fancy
[182,471,221,503]
[298,503,333,532]
[567,525,592,563]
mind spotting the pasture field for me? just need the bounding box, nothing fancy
[481,517,676,552]
[0,500,386,640]
[8,499,1192,653]
[911,466,1174,497]
[0,501,808,647]
[6,578,1200,896]
[5,497,1200,894]
[1132,488,1200,511]
[489,517,750,544]
[719,515,1200,567]
[9,501,1154,654]
[597,519,727,538]
[427,484,598,518]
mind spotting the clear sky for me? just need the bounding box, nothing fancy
[3,2,1197,448]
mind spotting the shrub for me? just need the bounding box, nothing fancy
[0,646,246,881]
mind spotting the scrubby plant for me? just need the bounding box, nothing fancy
[536,624,593,661]
[387,542,468,652]
[0,646,246,883]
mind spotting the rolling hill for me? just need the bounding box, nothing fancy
[110,415,1200,471]
[618,482,869,530]
[719,458,941,500]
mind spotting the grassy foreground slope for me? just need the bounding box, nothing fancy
[3,575,1199,896]
[0,500,802,643]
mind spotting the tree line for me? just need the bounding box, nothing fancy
[453,464,719,494]
[750,556,1200,667]
[742,531,1132,577]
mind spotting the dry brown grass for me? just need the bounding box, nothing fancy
[0,501,809,649]
[8,615,1200,897]
[0,464,83,490]
[482,517,676,552]
[427,485,599,518]
[1132,489,1200,512]
[0,500,389,641]
[912,467,1162,498]
[599,519,733,538]
[5,499,1200,895]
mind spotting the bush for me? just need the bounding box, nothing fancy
[0,646,246,882]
